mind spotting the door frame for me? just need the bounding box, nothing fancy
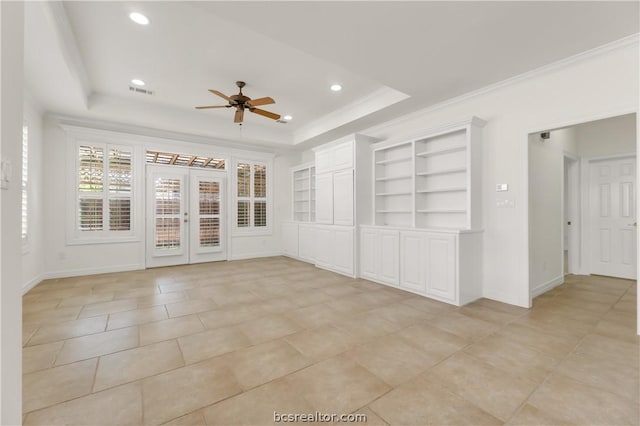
[145,163,228,268]
[582,153,637,278]
[521,109,638,335]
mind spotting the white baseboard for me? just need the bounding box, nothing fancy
[229,251,282,261]
[22,273,47,295]
[44,263,144,280]
[531,275,565,298]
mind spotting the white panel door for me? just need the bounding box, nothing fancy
[315,173,334,224]
[147,166,189,267]
[400,231,426,292]
[314,227,333,268]
[379,230,400,286]
[360,228,379,280]
[282,222,299,257]
[333,228,354,275]
[590,157,637,279]
[425,233,456,301]
[298,224,315,262]
[333,169,354,226]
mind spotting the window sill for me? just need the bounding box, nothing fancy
[232,230,273,238]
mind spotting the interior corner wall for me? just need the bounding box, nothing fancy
[0,1,24,423]
[528,128,578,296]
[576,113,637,158]
[361,40,638,307]
[22,92,45,292]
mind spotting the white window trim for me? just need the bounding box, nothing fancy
[232,158,273,236]
[67,137,141,245]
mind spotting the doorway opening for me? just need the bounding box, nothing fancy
[528,113,637,299]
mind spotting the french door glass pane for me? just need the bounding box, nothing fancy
[199,181,220,247]
[154,178,182,249]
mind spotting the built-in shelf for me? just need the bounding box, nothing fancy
[417,209,467,214]
[375,156,412,165]
[416,145,466,158]
[375,175,413,182]
[376,191,413,196]
[416,167,466,177]
[417,187,467,193]
[292,164,316,222]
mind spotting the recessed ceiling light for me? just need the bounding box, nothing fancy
[129,12,150,25]
[131,79,145,86]
[283,115,293,121]
[330,84,342,92]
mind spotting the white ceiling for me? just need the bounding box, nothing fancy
[24,1,639,150]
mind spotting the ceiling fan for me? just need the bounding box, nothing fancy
[195,81,281,124]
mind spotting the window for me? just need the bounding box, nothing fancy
[21,125,28,243]
[75,143,134,240]
[236,160,269,232]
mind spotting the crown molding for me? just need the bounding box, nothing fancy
[366,33,640,136]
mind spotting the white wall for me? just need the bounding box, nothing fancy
[42,118,291,275]
[576,113,636,157]
[528,128,578,295]
[358,38,638,307]
[22,91,46,292]
[0,2,24,423]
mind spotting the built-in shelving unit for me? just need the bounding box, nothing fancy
[374,142,413,228]
[372,117,485,230]
[292,163,316,222]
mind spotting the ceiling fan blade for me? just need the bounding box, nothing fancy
[234,108,244,123]
[208,89,231,101]
[247,97,275,107]
[195,105,229,109]
[250,108,281,120]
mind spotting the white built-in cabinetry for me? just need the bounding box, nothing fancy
[312,135,376,276]
[282,163,316,262]
[364,117,486,306]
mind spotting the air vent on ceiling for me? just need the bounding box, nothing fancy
[128,86,154,95]
[276,119,288,124]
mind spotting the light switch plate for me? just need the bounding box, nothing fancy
[496,183,509,192]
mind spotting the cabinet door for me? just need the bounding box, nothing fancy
[332,141,354,171]
[333,169,354,226]
[379,230,400,286]
[298,225,315,262]
[425,233,457,302]
[400,231,426,293]
[315,173,334,224]
[360,228,379,279]
[314,227,333,268]
[333,227,354,275]
[315,149,332,174]
[282,223,299,257]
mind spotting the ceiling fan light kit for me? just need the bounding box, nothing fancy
[195,81,282,125]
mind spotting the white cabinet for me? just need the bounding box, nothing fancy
[360,225,482,306]
[282,222,299,257]
[400,231,426,292]
[332,170,354,226]
[314,225,354,276]
[298,224,315,263]
[359,227,399,286]
[315,173,334,224]
[315,141,354,174]
[424,233,456,301]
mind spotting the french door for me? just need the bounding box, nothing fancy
[146,165,226,267]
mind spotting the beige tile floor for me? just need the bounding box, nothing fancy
[21,257,639,425]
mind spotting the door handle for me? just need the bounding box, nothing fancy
[627,222,637,227]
